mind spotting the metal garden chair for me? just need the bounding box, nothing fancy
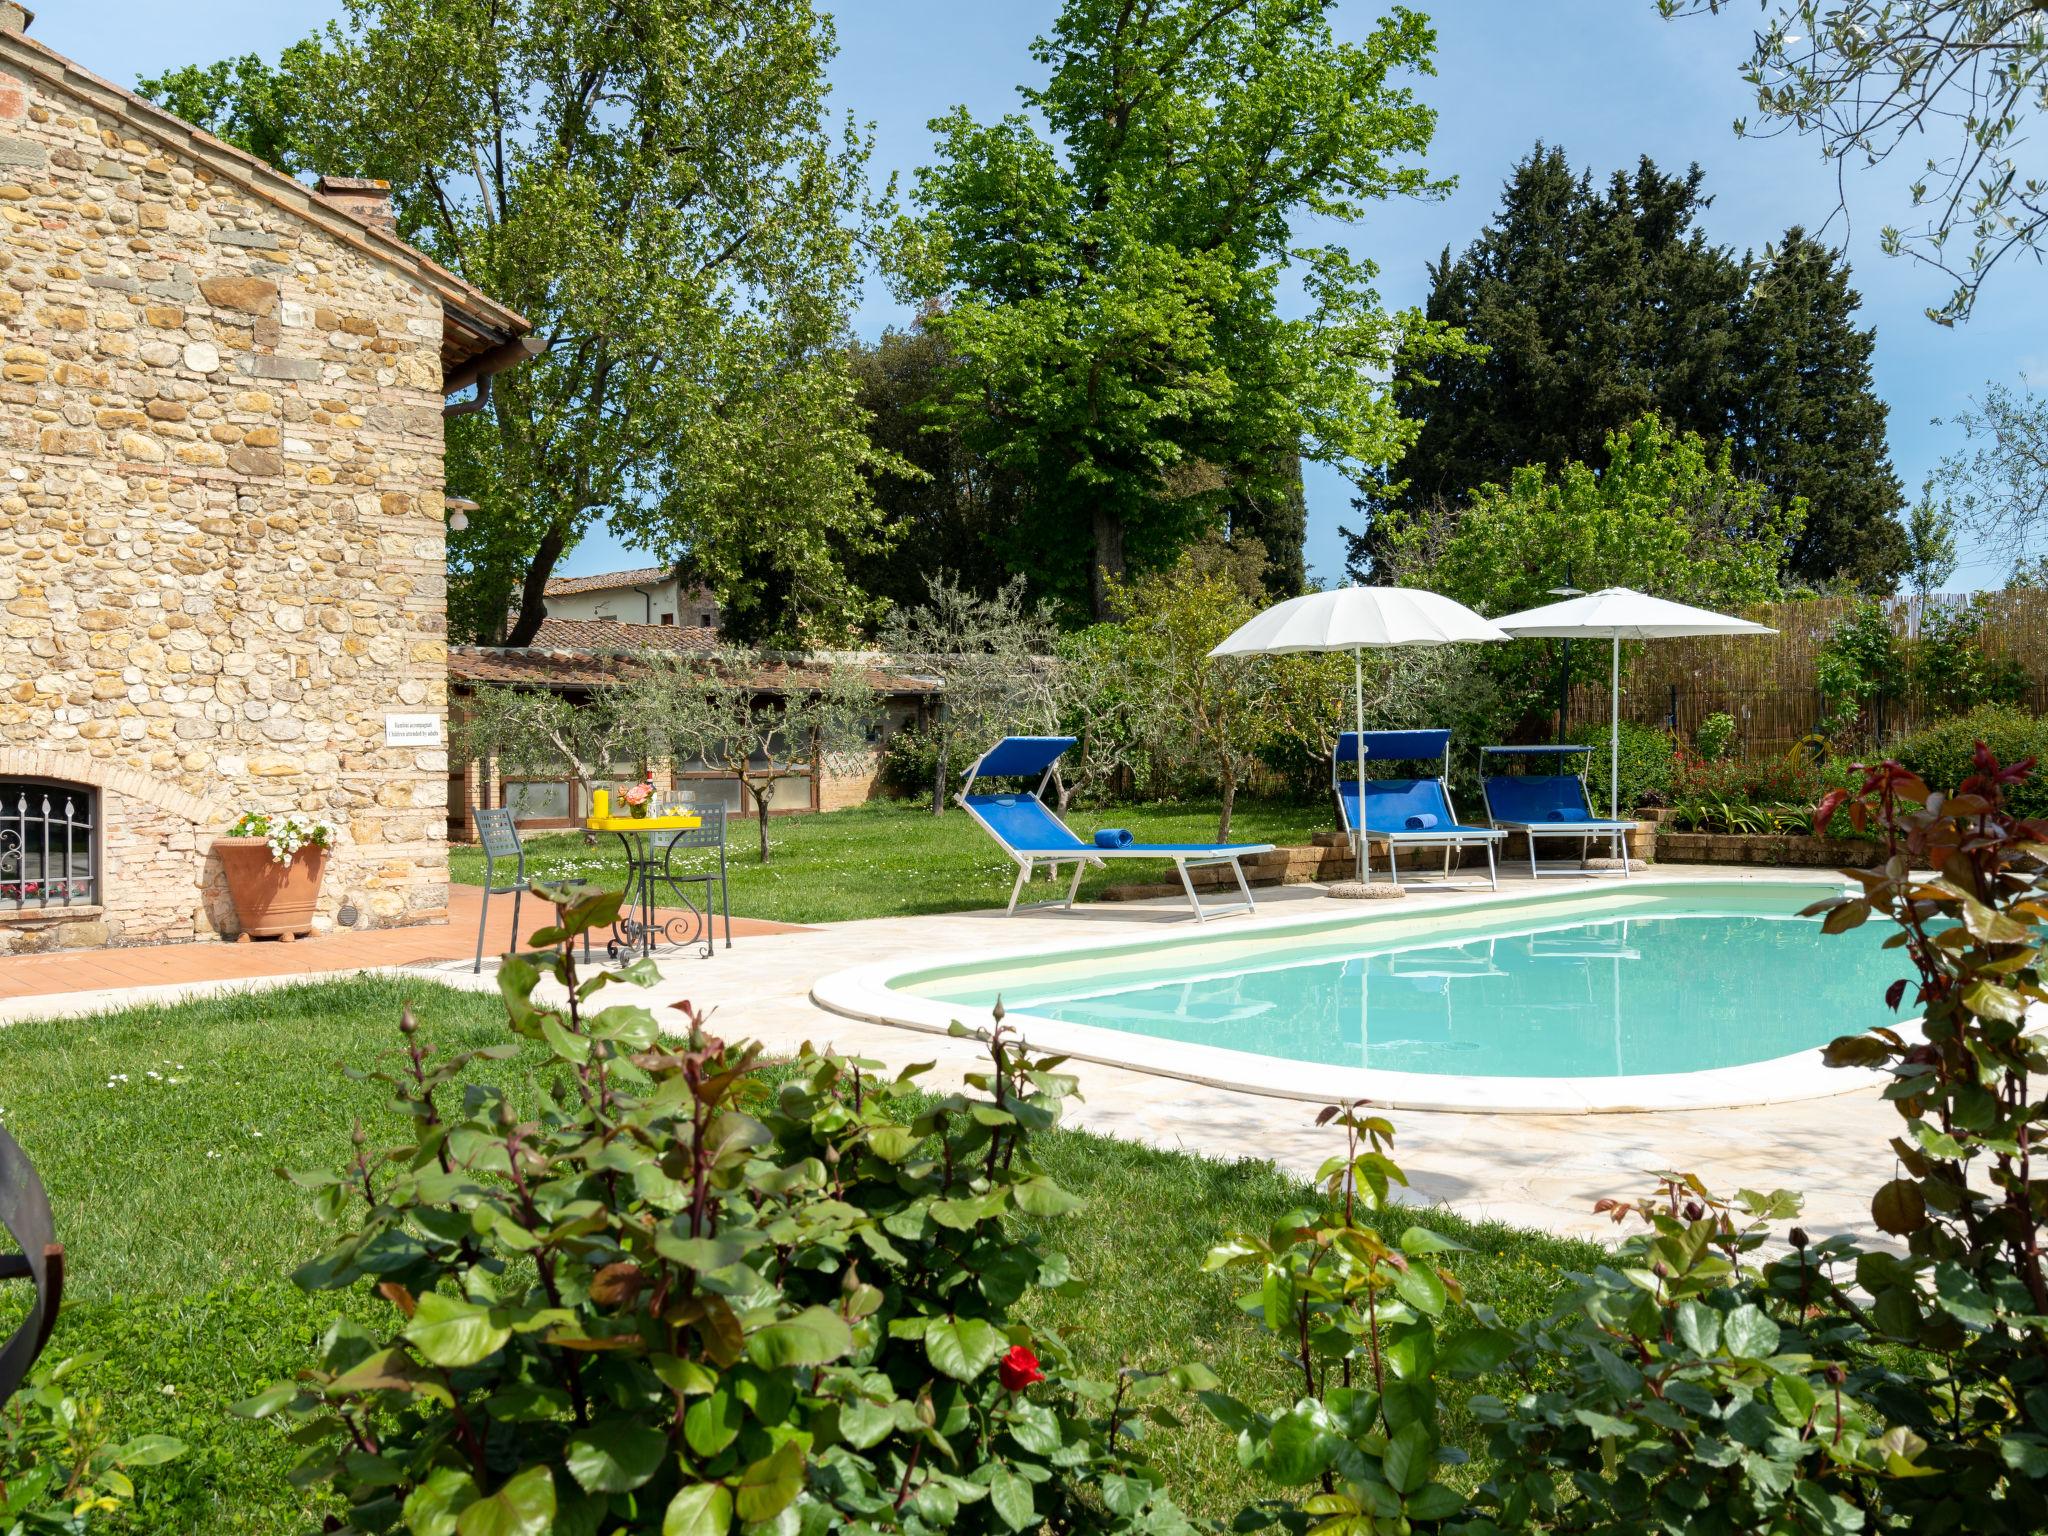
[0,1125,62,1407]
[472,806,588,972]
[652,798,732,955]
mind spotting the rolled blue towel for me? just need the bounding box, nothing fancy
[1404,813,1439,830]
[1094,827,1134,849]
[1545,809,1568,821]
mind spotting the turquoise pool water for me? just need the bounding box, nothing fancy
[908,884,1914,1078]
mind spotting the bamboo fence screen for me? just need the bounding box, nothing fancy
[1560,590,2048,752]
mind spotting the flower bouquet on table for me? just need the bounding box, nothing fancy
[619,782,654,819]
[214,809,340,941]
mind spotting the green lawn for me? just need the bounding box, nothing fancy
[0,976,1599,1533]
[450,796,1341,924]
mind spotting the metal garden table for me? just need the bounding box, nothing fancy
[585,812,707,961]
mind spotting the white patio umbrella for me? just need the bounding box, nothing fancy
[1209,587,1510,880]
[1492,588,1777,820]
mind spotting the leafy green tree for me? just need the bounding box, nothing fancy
[143,0,890,647]
[897,0,1467,621]
[1904,477,1960,598]
[1224,451,1310,601]
[1381,415,1801,720]
[1733,228,1907,590]
[1667,0,2048,324]
[1382,414,1801,618]
[835,327,1023,615]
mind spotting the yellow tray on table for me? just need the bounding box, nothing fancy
[585,813,700,832]
[585,789,700,832]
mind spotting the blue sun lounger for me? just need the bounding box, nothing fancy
[1479,745,1639,879]
[958,736,1275,921]
[1333,731,1502,891]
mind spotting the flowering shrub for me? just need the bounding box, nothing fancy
[236,886,1195,1535]
[225,810,336,867]
[1,1353,185,1530]
[1692,710,1736,762]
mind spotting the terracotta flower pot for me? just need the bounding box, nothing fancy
[214,837,328,941]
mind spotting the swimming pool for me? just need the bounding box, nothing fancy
[811,879,1918,1113]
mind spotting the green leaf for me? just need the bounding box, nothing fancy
[1258,1403,1334,1485]
[684,1387,743,1459]
[735,1441,804,1524]
[405,1293,511,1369]
[747,1305,853,1369]
[566,1419,668,1494]
[1397,1226,1469,1256]
[926,1316,1005,1380]
[455,1466,555,1536]
[404,1468,479,1536]
[1674,1299,1719,1357]
[656,1232,750,1272]
[1405,1483,1464,1520]
[110,1434,186,1467]
[989,1466,1035,1531]
[1439,1329,1515,1377]
[1011,1177,1081,1216]
[867,1124,919,1162]
[663,1482,734,1536]
[1390,1262,1447,1317]
[1722,1305,1781,1361]
[1383,1421,1432,1495]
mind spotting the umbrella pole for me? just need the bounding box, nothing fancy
[1353,647,1366,882]
[1610,634,1620,822]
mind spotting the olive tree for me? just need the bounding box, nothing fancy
[452,681,654,840]
[878,574,1060,814]
[626,650,875,863]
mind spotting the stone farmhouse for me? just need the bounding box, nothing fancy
[0,3,534,953]
[542,565,721,632]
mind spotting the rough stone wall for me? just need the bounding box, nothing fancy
[0,65,452,943]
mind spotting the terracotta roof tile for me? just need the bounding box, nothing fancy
[532,618,719,652]
[448,640,938,696]
[543,567,695,597]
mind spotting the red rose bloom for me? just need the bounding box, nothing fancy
[998,1344,1045,1391]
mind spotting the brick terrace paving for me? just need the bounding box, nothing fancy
[0,883,805,1003]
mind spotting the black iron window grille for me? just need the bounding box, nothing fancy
[0,780,97,910]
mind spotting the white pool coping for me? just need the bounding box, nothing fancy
[810,876,1911,1114]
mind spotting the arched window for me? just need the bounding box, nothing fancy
[0,779,97,910]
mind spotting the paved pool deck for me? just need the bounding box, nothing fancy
[1,867,1902,1245]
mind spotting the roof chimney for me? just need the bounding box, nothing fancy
[0,4,34,36]
[314,175,396,235]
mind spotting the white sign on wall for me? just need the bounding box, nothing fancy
[384,713,443,747]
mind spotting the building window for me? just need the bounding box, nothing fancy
[660,613,674,626]
[0,779,97,909]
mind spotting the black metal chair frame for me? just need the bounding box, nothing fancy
[0,1124,62,1407]
[654,802,732,955]
[472,806,587,973]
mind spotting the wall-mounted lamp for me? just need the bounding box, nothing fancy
[445,497,479,534]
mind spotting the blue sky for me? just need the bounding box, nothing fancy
[55,0,2036,590]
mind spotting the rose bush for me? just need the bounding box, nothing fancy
[235,885,1198,1536]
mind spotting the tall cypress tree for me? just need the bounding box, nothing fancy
[1349,145,1745,572]
[1731,229,1907,591]
[1350,146,1906,592]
